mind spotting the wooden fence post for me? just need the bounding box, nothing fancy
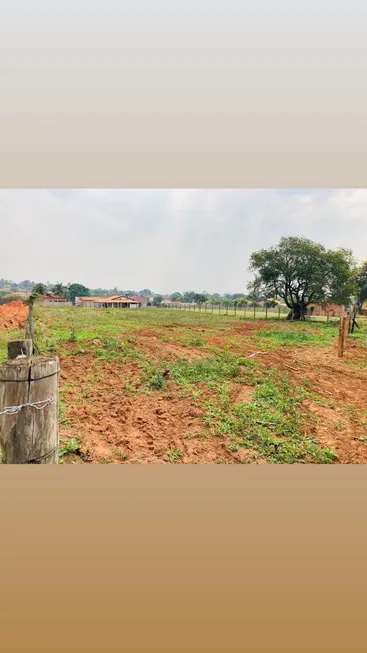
[338,317,346,358]
[8,340,34,360]
[344,316,350,347]
[0,356,59,464]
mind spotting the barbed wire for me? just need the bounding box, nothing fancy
[0,397,55,416]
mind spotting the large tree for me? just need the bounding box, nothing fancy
[152,294,163,306]
[193,293,208,306]
[248,236,356,320]
[32,283,47,295]
[355,262,367,314]
[52,282,69,299]
[68,283,90,304]
[170,292,183,301]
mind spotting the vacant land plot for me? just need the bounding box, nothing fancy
[1,307,367,464]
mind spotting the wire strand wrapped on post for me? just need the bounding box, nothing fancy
[0,397,55,416]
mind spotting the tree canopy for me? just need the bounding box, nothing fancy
[248,236,356,320]
[355,262,367,313]
[170,292,183,301]
[152,294,163,306]
[52,282,69,299]
[32,283,47,295]
[193,293,208,305]
[68,283,90,304]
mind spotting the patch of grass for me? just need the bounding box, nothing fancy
[69,329,78,343]
[202,376,337,464]
[0,327,25,362]
[167,448,183,463]
[58,437,82,459]
[137,359,168,390]
[184,432,212,440]
[150,374,166,390]
[58,396,72,427]
[188,337,205,347]
[99,454,116,464]
[257,325,336,349]
[168,353,242,386]
[95,336,121,361]
[335,421,346,431]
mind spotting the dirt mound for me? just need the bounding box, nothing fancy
[0,301,28,330]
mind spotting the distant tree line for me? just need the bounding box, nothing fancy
[1,236,366,318]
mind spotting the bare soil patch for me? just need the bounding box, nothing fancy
[59,352,234,464]
[0,301,28,330]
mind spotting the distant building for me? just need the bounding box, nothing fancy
[308,302,345,318]
[127,296,149,308]
[76,295,140,309]
[38,295,67,303]
[161,300,182,307]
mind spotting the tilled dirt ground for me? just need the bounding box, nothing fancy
[57,321,367,464]
[0,301,28,330]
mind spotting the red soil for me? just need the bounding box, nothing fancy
[0,301,29,330]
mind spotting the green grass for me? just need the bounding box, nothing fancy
[58,437,83,459]
[167,448,183,463]
[1,306,365,362]
[168,354,243,386]
[201,375,337,463]
[0,327,25,362]
[257,324,338,349]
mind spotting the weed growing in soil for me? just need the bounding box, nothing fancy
[58,437,82,458]
[167,448,183,463]
[188,337,205,347]
[69,329,78,343]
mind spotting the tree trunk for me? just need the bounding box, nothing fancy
[286,303,307,321]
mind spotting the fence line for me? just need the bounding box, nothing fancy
[38,301,73,307]
[158,303,347,322]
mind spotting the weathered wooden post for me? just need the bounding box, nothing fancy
[338,317,346,358]
[343,316,350,347]
[265,305,268,320]
[7,339,33,360]
[0,356,59,464]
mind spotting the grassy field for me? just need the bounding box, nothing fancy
[1,307,367,464]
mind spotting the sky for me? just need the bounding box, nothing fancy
[0,188,366,295]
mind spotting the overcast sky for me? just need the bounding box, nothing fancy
[0,189,366,294]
